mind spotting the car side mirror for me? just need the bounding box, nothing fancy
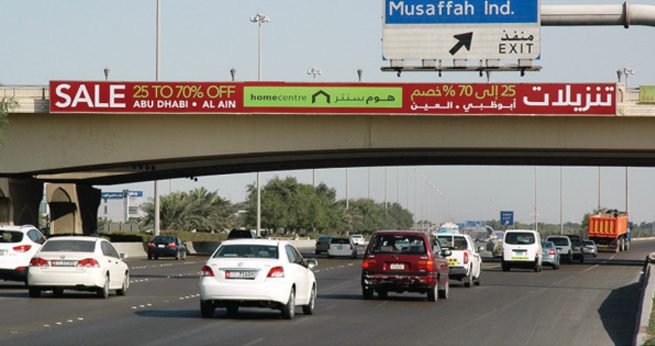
[442,249,452,257]
[305,259,318,269]
[120,253,128,260]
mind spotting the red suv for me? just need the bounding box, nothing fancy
[361,231,451,301]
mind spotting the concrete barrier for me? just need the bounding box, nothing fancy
[186,241,221,256]
[112,242,147,260]
[634,254,655,345]
[288,239,316,250]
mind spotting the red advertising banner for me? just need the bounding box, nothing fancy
[49,81,616,115]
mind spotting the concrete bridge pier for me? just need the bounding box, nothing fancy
[46,183,100,235]
[0,178,43,227]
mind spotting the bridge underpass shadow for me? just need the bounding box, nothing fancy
[598,281,640,345]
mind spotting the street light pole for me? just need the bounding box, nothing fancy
[534,166,538,233]
[345,168,349,209]
[250,13,269,238]
[153,0,161,237]
[560,166,563,235]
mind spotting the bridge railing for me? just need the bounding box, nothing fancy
[0,85,49,99]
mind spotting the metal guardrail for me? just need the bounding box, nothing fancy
[0,85,49,99]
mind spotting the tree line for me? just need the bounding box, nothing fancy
[141,176,414,235]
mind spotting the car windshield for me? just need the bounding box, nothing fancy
[41,240,96,252]
[548,237,569,246]
[228,230,254,239]
[214,245,278,259]
[569,238,582,247]
[369,234,426,254]
[541,242,554,249]
[319,236,332,241]
[331,238,350,244]
[352,235,362,239]
[437,236,468,250]
[152,236,175,243]
[0,231,23,243]
[505,232,536,245]
[583,240,594,246]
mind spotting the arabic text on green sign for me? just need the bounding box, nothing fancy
[244,86,402,108]
[639,86,655,104]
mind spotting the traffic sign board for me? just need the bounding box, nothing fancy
[500,211,514,226]
[383,0,541,61]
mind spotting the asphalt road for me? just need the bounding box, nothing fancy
[0,240,651,346]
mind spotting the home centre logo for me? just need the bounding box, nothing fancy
[243,86,402,109]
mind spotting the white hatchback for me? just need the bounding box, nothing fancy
[328,237,357,258]
[0,225,46,283]
[27,236,129,298]
[199,239,318,319]
[350,235,365,246]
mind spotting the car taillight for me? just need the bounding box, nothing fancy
[418,260,434,271]
[30,257,48,267]
[549,249,556,256]
[463,252,469,265]
[13,245,32,252]
[15,266,27,271]
[167,242,177,249]
[77,258,100,268]
[200,265,214,277]
[350,244,353,250]
[267,266,285,278]
[362,259,376,269]
[147,243,156,248]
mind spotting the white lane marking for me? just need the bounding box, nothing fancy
[139,305,145,308]
[77,317,84,321]
[131,306,137,310]
[348,263,355,266]
[55,322,62,326]
[43,325,50,328]
[146,303,152,307]
[242,337,265,346]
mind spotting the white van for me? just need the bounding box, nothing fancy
[501,230,542,272]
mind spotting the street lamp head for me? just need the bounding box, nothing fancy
[623,67,635,75]
[357,68,363,82]
[616,69,623,83]
[230,68,237,82]
[250,13,270,24]
[103,67,110,81]
[307,67,321,79]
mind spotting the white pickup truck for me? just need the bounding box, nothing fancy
[436,233,482,287]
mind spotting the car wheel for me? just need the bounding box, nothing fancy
[327,255,333,259]
[53,288,64,297]
[281,289,296,320]
[117,272,129,296]
[302,285,316,315]
[501,262,510,272]
[438,279,449,300]
[97,275,110,299]
[463,272,472,288]
[377,290,388,300]
[427,285,438,302]
[226,304,239,317]
[154,255,159,260]
[567,252,573,263]
[474,275,481,286]
[579,255,585,264]
[351,251,357,259]
[147,254,152,260]
[175,251,181,261]
[362,286,374,300]
[28,288,41,298]
[200,300,215,318]
[315,250,320,255]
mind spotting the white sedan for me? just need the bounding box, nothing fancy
[27,236,129,298]
[199,239,318,319]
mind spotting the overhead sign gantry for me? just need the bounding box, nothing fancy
[381,0,541,74]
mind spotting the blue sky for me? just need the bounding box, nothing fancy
[2,0,654,224]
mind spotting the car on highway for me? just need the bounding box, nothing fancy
[327,237,357,259]
[147,235,187,260]
[227,229,256,240]
[350,234,365,246]
[0,225,46,284]
[437,233,481,287]
[583,239,598,257]
[361,231,451,301]
[502,230,542,272]
[546,235,574,263]
[27,236,129,298]
[541,241,560,270]
[199,239,318,320]
[567,235,585,263]
[314,235,333,254]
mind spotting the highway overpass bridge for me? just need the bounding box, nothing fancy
[0,83,654,233]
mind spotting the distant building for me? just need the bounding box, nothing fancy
[99,190,146,222]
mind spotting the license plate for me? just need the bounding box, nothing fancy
[337,246,344,250]
[448,258,458,267]
[226,271,257,280]
[390,263,405,270]
[511,256,529,260]
[158,244,165,248]
[51,260,76,267]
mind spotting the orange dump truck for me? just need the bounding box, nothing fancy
[588,211,631,253]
